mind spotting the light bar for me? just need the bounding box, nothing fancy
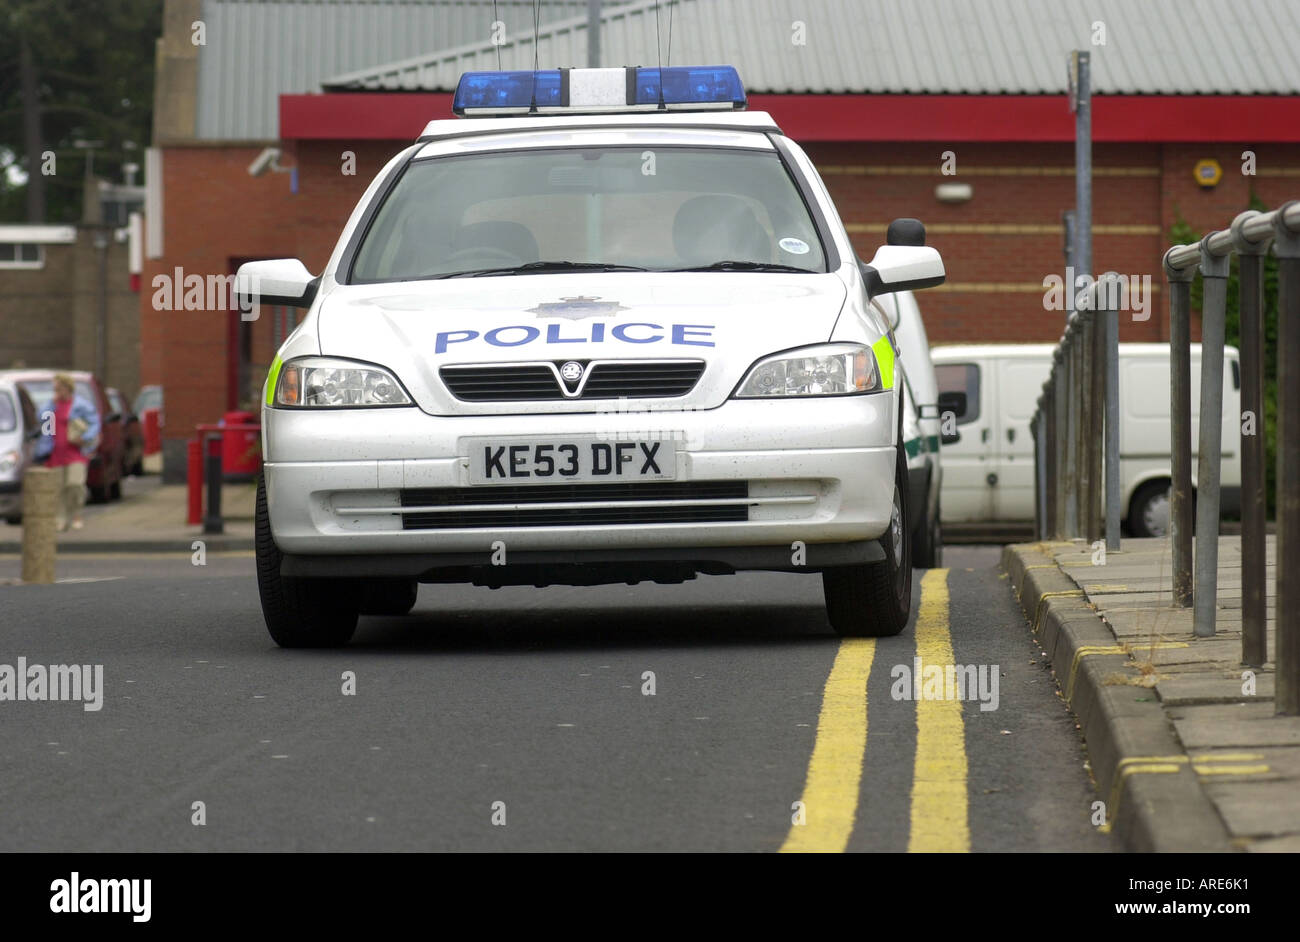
[452,65,746,116]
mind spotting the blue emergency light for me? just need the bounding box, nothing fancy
[452,65,746,116]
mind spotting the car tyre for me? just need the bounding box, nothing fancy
[356,578,419,616]
[823,444,913,637]
[255,477,358,647]
[1128,480,1172,539]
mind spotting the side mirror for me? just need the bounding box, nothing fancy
[106,412,122,423]
[941,429,961,445]
[236,258,318,310]
[860,244,945,297]
[937,390,968,421]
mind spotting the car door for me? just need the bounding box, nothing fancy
[935,358,993,522]
[992,357,1048,521]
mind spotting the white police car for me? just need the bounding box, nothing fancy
[239,66,945,647]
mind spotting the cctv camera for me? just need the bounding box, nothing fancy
[248,147,282,177]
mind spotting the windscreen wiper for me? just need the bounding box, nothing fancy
[667,260,816,273]
[439,261,651,278]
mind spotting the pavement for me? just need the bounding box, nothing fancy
[0,473,255,555]
[1004,536,1300,853]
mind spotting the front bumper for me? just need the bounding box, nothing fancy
[263,396,897,560]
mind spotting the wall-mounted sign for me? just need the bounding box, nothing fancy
[1194,159,1223,188]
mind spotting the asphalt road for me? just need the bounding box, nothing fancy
[0,546,1112,852]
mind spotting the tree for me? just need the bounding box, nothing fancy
[0,0,162,223]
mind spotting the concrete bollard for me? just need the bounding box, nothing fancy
[21,466,59,584]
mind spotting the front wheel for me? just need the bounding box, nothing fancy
[1128,480,1171,538]
[823,445,913,637]
[255,477,358,647]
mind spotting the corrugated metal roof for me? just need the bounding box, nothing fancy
[321,0,1300,96]
[194,0,594,139]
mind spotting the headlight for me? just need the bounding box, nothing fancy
[0,450,18,475]
[734,343,880,398]
[275,357,411,407]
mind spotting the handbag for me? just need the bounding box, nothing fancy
[68,416,89,445]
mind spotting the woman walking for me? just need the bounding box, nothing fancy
[34,374,100,531]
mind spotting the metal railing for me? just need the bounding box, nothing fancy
[1032,270,1123,552]
[1033,200,1299,716]
[1163,201,1300,715]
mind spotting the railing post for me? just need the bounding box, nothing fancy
[1063,321,1080,538]
[1052,347,1068,538]
[1079,301,1097,544]
[1230,211,1270,668]
[1273,202,1300,715]
[1044,376,1059,538]
[1033,398,1046,540]
[1104,273,1121,552]
[1163,250,1195,607]
[1194,237,1230,638]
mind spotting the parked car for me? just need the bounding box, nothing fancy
[0,378,41,524]
[108,387,145,477]
[0,369,127,502]
[874,290,943,567]
[932,343,1242,538]
[133,384,163,418]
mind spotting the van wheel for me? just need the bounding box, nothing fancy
[357,579,419,616]
[255,477,358,647]
[913,496,943,569]
[1129,481,1171,538]
[823,445,912,637]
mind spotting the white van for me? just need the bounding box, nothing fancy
[932,343,1241,537]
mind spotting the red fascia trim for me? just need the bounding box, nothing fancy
[280,92,1300,143]
[281,93,454,141]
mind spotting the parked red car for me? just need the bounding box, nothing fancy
[0,369,126,502]
[107,387,145,477]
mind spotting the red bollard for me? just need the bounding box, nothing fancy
[186,438,202,525]
[142,409,162,455]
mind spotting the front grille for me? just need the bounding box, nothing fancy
[440,364,559,401]
[400,480,749,529]
[440,360,705,401]
[582,361,704,398]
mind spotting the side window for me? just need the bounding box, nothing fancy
[935,363,980,425]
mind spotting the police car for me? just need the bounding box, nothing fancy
[239,66,945,648]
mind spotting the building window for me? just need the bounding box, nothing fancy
[0,242,44,269]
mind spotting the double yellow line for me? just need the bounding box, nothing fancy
[781,569,969,853]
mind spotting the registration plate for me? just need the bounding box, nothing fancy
[466,437,678,485]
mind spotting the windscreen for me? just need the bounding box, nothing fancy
[21,380,98,418]
[350,146,826,281]
[0,392,15,433]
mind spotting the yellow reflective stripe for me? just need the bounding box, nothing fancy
[265,355,283,406]
[871,335,895,390]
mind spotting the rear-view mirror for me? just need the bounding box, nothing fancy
[937,390,968,420]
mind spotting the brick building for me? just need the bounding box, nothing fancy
[1,223,140,395]
[143,0,1300,476]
